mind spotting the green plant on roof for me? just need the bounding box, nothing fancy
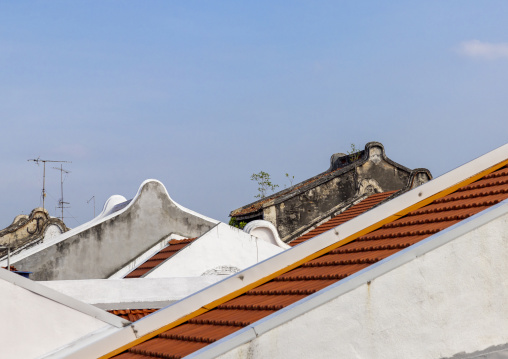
[251,171,279,199]
[229,217,247,229]
[285,173,295,188]
[347,143,361,162]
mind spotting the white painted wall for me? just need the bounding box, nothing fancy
[41,277,224,309]
[145,223,285,278]
[0,274,116,359]
[243,220,291,249]
[213,207,508,359]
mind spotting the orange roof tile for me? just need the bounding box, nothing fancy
[113,165,508,358]
[1,266,19,272]
[125,238,196,279]
[289,190,398,247]
[109,309,159,322]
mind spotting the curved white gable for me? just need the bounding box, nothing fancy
[243,220,291,249]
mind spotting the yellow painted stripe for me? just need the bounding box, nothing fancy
[101,159,508,358]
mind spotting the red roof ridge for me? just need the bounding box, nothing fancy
[1,266,19,272]
[289,190,398,246]
[125,237,197,278]
[108,309,158,322]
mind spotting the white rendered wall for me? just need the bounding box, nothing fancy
[41,277,224,309]
[145,223,284,278]
[215,212,508,359]
[0,277,112,359]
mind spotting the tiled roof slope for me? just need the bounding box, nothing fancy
[125,238,196,279]
[113,165,508,359]
[109,309,158,322]
[289,191,398,247]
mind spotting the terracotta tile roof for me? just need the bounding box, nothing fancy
[125,238,196,279]
[1,266,19,272]
[289,190,398,247]
[113,165,508,359]
[108,309,158,322]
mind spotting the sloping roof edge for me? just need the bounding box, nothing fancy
[108,234,188,279]
[0,268,129,328]
[185,197,508,358]
[54,143,508,359]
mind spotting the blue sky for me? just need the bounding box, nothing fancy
[1,1,507,228]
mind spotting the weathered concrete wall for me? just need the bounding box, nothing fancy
[232,142,431,243]
[0,208,68,258]
[216,207,508,359]
[11,180,218,280]
[271,143,419,242]
[356,145,410,192]
[273,170,356,240]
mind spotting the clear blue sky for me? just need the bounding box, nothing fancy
[1,1,507,228]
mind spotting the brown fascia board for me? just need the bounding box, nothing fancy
[230,142,430,219]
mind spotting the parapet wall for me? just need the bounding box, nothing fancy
[7,180,218,281]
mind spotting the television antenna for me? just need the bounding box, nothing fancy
[87,196,96,218]
[53,164,71,222]
[27,158,71,213]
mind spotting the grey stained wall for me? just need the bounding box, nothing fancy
[14,181,217,281]
[273,172,356,241]
[256,143,431,242]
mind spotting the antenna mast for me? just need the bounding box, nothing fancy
[87,196,96,218]
[28,158,71,213]
[53,164,71,221]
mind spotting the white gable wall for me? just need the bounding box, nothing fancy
[0,270,126,359]
[200,202,508,359]
[145,223,285,278]
[41,277,224,310]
